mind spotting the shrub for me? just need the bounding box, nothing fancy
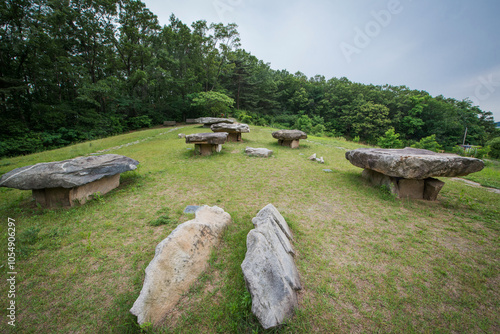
[377,128,403,148]
[487,137,500,159]
[128,115,152,130]
[411,134,442,152]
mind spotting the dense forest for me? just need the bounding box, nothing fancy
[1,0,498,157]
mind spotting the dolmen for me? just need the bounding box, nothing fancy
[0,154,139,208]
[272,130,307,149]
[185,132,228,156]
[210,123,250,142]
[241,204,302,329]
[131,205,231,326]
[195,117,234,127]
[345,147,485,200]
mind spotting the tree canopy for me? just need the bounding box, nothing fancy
[1,0,498,157]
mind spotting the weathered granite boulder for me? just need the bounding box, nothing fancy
[130,205,231,326]
[195,117,234,127]
[272,130,307,148]
[185,132,228,156]
[345,147,484,179]
[211,123,250,142]
[178,133,186,138]
[346,148,484,200]
[241,204,301,329]
[0,154,139,207]
[185,132,228,145]
[245,147,273,158]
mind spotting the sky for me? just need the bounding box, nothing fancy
[141,0,500,122]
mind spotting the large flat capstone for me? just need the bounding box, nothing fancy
[241,204,301,329]
[185,132,228,145]
[345,147,484,179]
[211,123,249,142]
[194,117,234,126]
[130,205,231,326]
[0,154,139,190]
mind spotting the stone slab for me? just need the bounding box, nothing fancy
[346,147,484,179]
[245,147,273,158]
[0,154,138,190]
[424,178,445,201]
[241,204,301,329]
[130,206,231,326]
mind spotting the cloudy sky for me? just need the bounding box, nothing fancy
[142,0,500,122]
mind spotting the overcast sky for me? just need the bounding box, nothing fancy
[142,0,500,122]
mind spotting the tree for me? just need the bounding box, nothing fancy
[190,91,234,117]
[411,134,442,152]
[377,128,403,148]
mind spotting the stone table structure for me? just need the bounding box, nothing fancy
[210,123,250,142]
[345,147,485,200]
[0,154,139,207]
[272,130,307,148]
[195,117,234,127]
[185,132,228,156]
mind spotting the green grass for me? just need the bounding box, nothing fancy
[1,125,499,333]
[462,159,500,189]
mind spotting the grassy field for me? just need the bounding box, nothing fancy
[1,125,499,333]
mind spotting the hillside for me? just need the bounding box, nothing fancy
[0,125,499,333]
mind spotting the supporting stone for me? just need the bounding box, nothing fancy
[424,178,445,201]
[194,144,221,156]
[278,139,300,149]
[227,132,242,142]
[398,179,425,200]
[361,168,398,194]
[361,169,446,200]
[32,174,120,208]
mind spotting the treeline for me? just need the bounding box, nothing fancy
[1,0,498,157]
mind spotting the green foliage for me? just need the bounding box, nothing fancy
[128,116,152,130]
[293,115,313,133]
[191,91,235,117]
[378,128,403,148]
[411,134,442,152]
[0,0,497,157]
[487,137,500,159]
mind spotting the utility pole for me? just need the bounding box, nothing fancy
[462,127,468,146]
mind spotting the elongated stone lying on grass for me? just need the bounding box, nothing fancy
[130,205,231,326]
[241,204,301,329]
[245,147,273,157]
[0,154,139,207]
